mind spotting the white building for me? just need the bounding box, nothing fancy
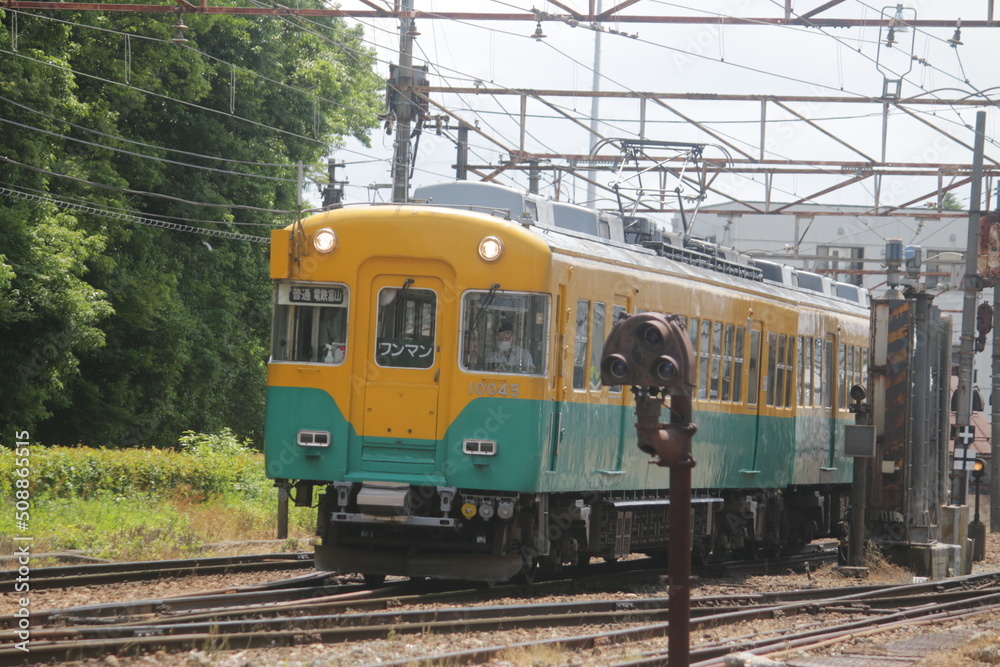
[688,202,994,438]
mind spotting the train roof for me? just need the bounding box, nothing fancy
[527,221,869,316]
[410,181,869,312]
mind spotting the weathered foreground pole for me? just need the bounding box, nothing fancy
[601,313,697,667]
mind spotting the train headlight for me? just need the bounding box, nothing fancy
[496,500,514,521]
[313,228,337,254]
[478,236,503,262]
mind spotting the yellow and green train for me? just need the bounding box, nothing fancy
[264,183,870,583]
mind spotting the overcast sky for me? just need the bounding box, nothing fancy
[329,1,998,218]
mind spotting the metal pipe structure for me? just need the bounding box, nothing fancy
[954,111,988,504]
[6,3,1000,25]
[391,0,416,203]
[600,313,697,667]
[994,280,1000,531]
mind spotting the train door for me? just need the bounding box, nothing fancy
[354,271,447,477]
[747,325,764,472]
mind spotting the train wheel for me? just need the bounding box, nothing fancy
[515,560,539,585]
[362,573,386,587]
[692,538,712,566]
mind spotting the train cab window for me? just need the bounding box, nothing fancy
[271,282,349,364]
[573,300,590,389]
[460,290,548,375]
[375,287,436,369]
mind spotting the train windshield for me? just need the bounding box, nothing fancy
[460,290,549,375]
[374,287,437,369]
[271,282,349,364]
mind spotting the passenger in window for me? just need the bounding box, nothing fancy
[488,321,535,374]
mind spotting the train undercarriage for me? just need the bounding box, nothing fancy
[287,480,850,583]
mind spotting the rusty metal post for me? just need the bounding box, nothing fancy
[277,483,290,540]
[601,313,696,667]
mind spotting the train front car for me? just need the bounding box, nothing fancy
[264,205,554,583]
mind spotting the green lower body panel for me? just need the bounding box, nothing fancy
[264,385,853,492]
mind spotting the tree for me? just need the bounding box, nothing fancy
[0,7,382,446]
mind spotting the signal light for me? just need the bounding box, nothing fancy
[655,357,678,382]
[607,354,629,378]
[599,313,693,389]
[972,458,987,480]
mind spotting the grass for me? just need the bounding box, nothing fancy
[0,431,316,563]
[497,642,573,666]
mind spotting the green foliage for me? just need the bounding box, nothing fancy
[0,436,268,499]
[0,438,316,560]
[0,7,382,447]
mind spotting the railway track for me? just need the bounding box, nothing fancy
[0,545,871,666]
[0,552,313,590]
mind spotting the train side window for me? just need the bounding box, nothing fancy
[813,338,824,407]
[733,326,744,403]
[573,300,590,390]
[747,330,761,405]
[698,320,711,400]
[711,322,722,401]
[721,324,733,402]
[609,305,628,394]
[784,334,795,408]
[590,302,606,391]
[839,342,848,409]
[459,290,549,375]
[687,317,699,395]
[802,337,812,406]
[271,282,349,364]
[766,332,778,407]
[797,336,805,406]
[775,334,787,408]
[824,338,834,408]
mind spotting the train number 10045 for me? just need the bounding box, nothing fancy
[468,381,520,398]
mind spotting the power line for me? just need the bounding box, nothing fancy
[0,185,272,244]
[0,155,297,214]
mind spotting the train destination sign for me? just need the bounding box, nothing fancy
[285,284,345,306]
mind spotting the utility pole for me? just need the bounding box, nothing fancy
[390,0,418,203]
[955,110,988,505]
[584,0,602,208]
[322,159,344,209]
[456,124,469,181]
[528,159,540,194]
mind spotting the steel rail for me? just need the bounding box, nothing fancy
[5,571,997,666]
[0,553,312,590]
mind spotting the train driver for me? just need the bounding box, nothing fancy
[487,321,535,373]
